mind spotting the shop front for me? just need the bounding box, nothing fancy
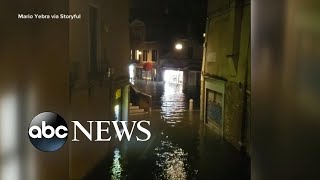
[203,77,226,135]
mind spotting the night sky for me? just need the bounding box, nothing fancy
[129,0,208,43]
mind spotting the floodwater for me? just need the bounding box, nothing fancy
[132,80,200,109]
[83,80,250,180]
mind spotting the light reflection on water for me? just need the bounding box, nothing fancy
[110,148,122,180]
[156,82,198,179]
[154,141,190,180]
[82,80,248,179]
[161,83,186,126]
[108,81,199,179]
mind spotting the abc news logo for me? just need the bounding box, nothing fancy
[28,112,151,152]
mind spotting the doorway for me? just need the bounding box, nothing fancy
[163,70,183,84]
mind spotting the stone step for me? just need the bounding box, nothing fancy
[129,106,140,110]
[129,111,149,116]
[129,108,144,113]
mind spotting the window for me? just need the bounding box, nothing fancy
[131,50,136,60]
[137,50,142,61]
[152,50,158,62]
[143,50,148,61]
[188,47,193,59]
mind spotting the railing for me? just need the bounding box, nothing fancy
[130,84,152,113]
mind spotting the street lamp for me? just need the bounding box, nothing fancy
[175,43,183,50]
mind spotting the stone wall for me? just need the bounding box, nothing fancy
[201,0,251,151]
[223,81,245,150]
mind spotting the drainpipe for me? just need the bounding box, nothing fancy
[241,29,251,153]
[200,17,210,122]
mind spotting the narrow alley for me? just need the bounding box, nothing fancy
[83,81,250,180]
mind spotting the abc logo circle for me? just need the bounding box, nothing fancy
[28,112,68,152]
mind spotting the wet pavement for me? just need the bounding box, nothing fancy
[83,81,250,180]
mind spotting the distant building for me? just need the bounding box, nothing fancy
[129,20,203,85]
[201,0,251,154]
[129,0,207,83]
[129,19,162,80]
[159,36,203,86]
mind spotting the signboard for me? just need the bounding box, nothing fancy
[206,89,223,128]
[115,89,121,99]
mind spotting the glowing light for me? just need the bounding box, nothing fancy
[114,105,120,121]
[136,50,142,60]
[0,94,18,154]
[129,64,134,79]
[163,70,183,84]
[0,93,21,180]
[175,43,183,50]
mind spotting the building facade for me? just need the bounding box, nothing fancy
[129,0,207,83]
[69,0,130,178]
[1,0,131,179]
[159,37,203,85]
[201,0,251,154]
[129,19,161,80]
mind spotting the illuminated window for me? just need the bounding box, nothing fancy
[137,50,142,60]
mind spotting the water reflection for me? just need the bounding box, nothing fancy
[160,83,185,126]
[83,80,249,180]
[156,82,199,179]
[110,148,122,180]
[132,80,200,109]
[154,141,190,180]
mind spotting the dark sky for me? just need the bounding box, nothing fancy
[129,0,208,42]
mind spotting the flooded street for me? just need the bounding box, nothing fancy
[83,81,250,180]
[132,80,200,110]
